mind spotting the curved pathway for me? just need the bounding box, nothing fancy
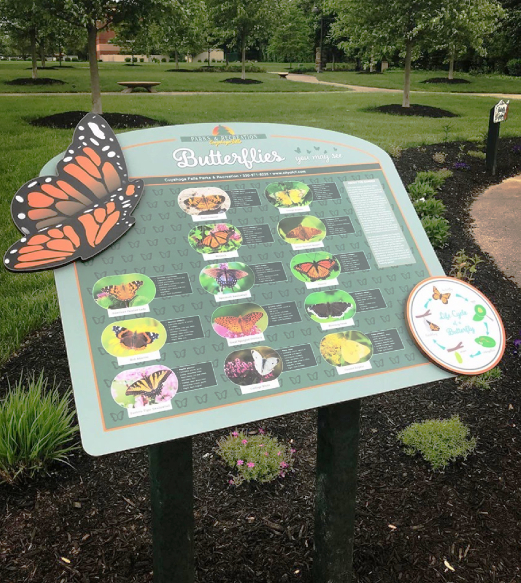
[472,175,521,285]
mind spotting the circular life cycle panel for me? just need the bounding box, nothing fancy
[406,276,505,375]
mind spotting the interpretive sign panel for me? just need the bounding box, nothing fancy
[44,122,453,455]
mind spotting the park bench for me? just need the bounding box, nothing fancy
[117,81,161,93]
[278,72,289,79]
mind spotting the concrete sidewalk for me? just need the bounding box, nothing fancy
[472,175,521,285]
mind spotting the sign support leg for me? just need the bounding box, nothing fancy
[149,437,194,583]
[313,399,361,583]
[486,107,500,176]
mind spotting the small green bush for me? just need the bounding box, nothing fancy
[457,367,501,390]
[398,415,476,470]
[161,57,167,62]
[507,58,521,76]
[414,169,453,190]
[421,216,450,248]
[450,249,484,282]
[408,181,436,201]
[217,429,294,486]
[0,372,78,484]
[413,197,446,219]
[139,58,144,63]
[124,57,131,63]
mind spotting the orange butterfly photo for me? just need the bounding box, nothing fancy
[277,216,326,246]
[101,317,167,357]
[432,286,451,304]
[188,223,242,255]
[290,252,341,283]
[211,303,268,339]
[178,187,230,216]
[93,273,156,310]
[4,113,143,273]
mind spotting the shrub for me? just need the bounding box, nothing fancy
[139,58,144,63]
[64,57,70,62]
[398,415,476,470]
[457,367,501,390]
[72,57,78,62]
[217,429,294,486]
[413,197,446,219]
[421,216,450,248]
[124,57,131,62]
[450,249,484,282]
[414,169,453,190]
[408,181,436,201]
[0,372,78,484]
[161,57,167,62]
[432,151,447,164]
[507,58,521,76]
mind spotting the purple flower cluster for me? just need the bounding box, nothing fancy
[453,162,471,171]
[513,332,521,356]
[512,144,521,154]
[225,358,255,378]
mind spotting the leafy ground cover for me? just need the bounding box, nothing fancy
[1,92,520,365]
[312,68,521,93]
[0,62,341,93]
[1,138,521,582]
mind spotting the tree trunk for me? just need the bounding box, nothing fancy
[30,30,38,80]
[241,35,246,80]
[175,49,179,69]
[40,42,46,67]
[208,45,211,66]
[332,52,335,71]
[369,48,375,73]
[58,43,62,67]
[402,41,413,108]
[87,24,102,114]
[448,48,455,80]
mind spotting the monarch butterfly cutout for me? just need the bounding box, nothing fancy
[294,258,339,282]
[101,280,144,307]
[432,286,451,304]
[125,369,173,397]
[113,326,159,351]
[4,113,144,272]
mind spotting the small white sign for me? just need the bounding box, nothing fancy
[291,241,324,251]
[279,205,310,214]
[117,351,161,366]
[493,100,509,123]
[127,400,173,418]
[108,305,150,318]
[203,250,239,261]
[306,278,339,290]
[240,379,280,394]
[193,212,227,222]
[320,318,355,331]
[215,290,251,302]
[227,333,265,347]
[336,361,372,375]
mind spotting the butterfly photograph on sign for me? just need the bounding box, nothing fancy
[3,113,144,273]
[265,181,312,209]
[111,365,178,410]
[93,273,156,311]
[188,223,243,255]
[211,303,268,339]
[224,346,283,387]
[178,186,230,217]
[320,330,373,367]
[199,262,255,295]
[305,290,356,324]
[101,317,166,357]
[290,252,341,283]
[277,215,326,246]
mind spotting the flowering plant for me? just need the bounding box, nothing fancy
[217,429,294,486]
[453,161,470,171]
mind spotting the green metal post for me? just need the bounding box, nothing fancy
[313,399,361,583]
[149,437,194,583]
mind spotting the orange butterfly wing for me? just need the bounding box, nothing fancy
[214,312,263,335]
[199,230,232,249]
[432,286,451,304]
[286,225,322,241]
[4,113,143,273]
[295,258,338,281]
[185,195,225,212]
[102,281,143,302]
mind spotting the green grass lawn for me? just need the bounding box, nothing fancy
[312,69,521,93]
[1,91,521,365]
[0,61,341,93]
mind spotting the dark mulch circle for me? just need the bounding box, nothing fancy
[2,138,521,582]
[29,110,167,129]
[371,103,459,118]
[166,68,193,73]
[422,77,471,84]
[123,63,142,66]
[356,71,383,75]
[5,77,65,86]
[221,77,263,84]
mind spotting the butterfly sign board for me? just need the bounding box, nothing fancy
[7,117,461,455]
